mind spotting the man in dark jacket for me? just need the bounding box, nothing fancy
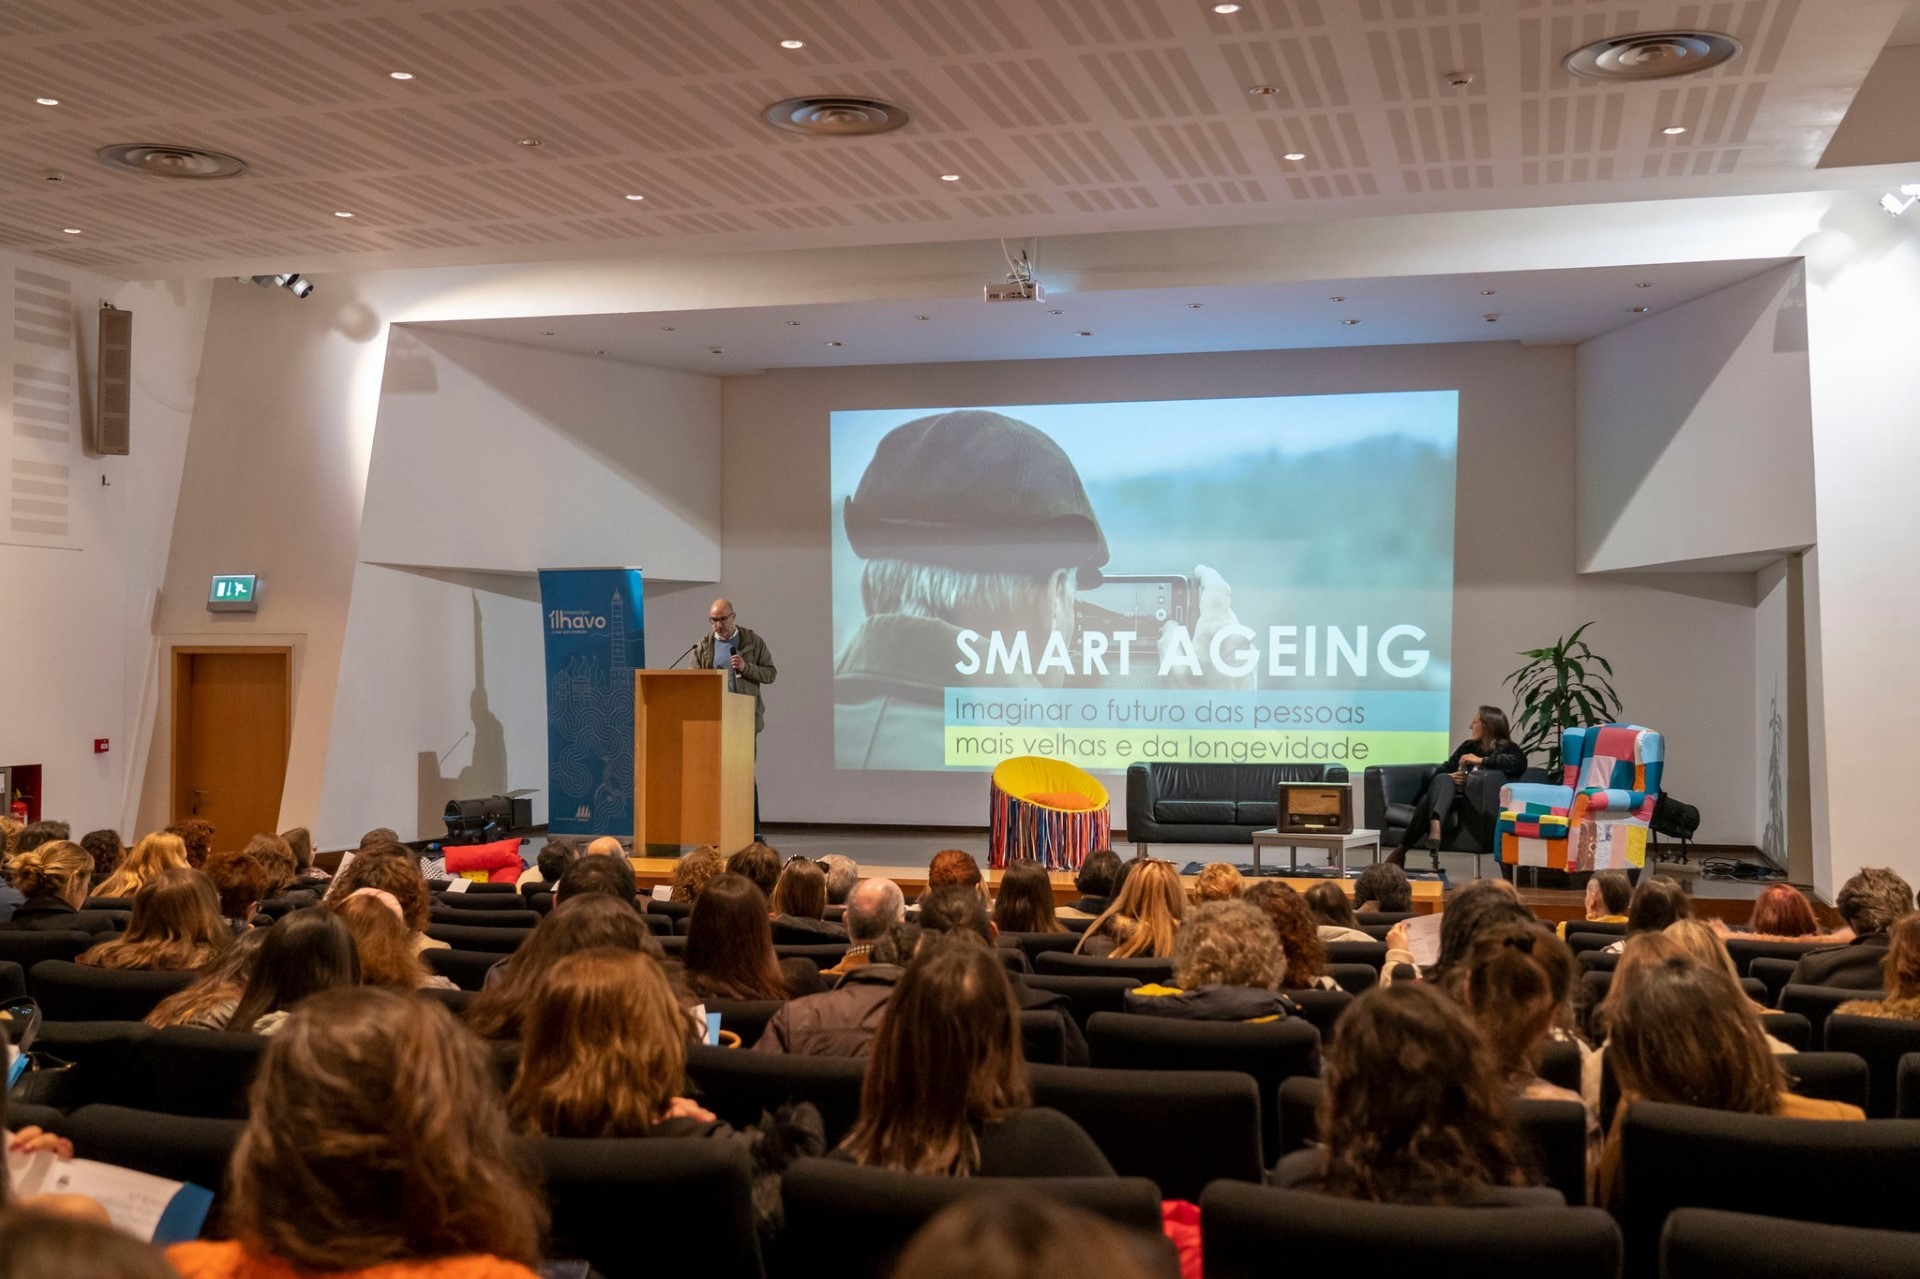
[1061,848,1122,920]
[1788,867,1912,990]
[753,962,903,1057]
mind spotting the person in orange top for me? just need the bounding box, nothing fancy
[167,987,546,1279]
[1597,953,1863,1209]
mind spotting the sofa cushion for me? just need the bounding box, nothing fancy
[1236,802,1278,826]
[1383,803,1417,829]
[1153,800,1237,824]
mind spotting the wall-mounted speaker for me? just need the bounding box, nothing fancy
[95,304,131,456]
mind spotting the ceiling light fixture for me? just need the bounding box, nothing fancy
[786,320,801,326]
[96,143,247,179]
[61,227,81,234]
[333,210,353,218]
[826,340,843,347]
[763,96,909,136]
[1076,330,1094,337]
[1047,309,1064,315]
[1563,30,1741,80]
[624,193,645,201]
[517,137,543,147]
[939,173,961,181]
[780,39,805,49]
[915,315,930,320]
[1662,125,1688,135]
[1483,313,1501,322]
[1328,295,1346,302]
[1879,184,1920,216]
[1340,318,1362,326]
[710,347,723,354]
[1186,303,1203,309]
[1635,281,1654,288]
[1213,2,1242,12]
[35,97,59,106]
[1283,151,1307,161]
[594,349,606,355]
[388,71,413,80]
[541,330,555,336]
[1629,306,1653,314]
[1248,85,1279,96]
[661,326,676,331]
[1480,289,1496,296]
[249,273,313,299]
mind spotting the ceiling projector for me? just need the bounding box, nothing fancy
[984,280,1046,303]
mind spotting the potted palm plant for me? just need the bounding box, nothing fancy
[1504,622,1625,774]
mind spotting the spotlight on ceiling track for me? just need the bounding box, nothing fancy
[1878,184,1920,217]
[248,273,314,299]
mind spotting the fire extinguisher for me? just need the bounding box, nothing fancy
[8,790,25,823]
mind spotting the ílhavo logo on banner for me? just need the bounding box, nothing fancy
[538,568,645,837]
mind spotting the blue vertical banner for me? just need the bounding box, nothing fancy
[539,568,645,837]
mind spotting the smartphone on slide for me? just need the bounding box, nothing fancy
[1074,574,1195,643]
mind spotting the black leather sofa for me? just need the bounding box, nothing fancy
[1363,763,1551,858]
[1125,763,1350,852]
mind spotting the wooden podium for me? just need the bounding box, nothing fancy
[633,670,756,855]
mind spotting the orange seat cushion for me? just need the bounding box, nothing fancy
[1026,791,1093,810]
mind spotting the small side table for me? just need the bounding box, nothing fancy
[1250,828,1382,875]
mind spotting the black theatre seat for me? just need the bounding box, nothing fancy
[145,1025,266,1119]
[0,931,94,970]
[428,906,540,929]
[684,1042,865,1146]
[63,1104,243,1215]
[1035,952,1174,983]
[28,961,194,1022]
[31,1021,157,1110]
[1022,974,1140,1029]
[424,924,530,953]
[1029,1063,1262,1202]
[1660,1206,1920,1279]
[536,1136,763,1279]
[1822,1014,1920,1117]
[424,947,502,991]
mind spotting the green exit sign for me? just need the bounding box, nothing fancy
[207,574,259,613]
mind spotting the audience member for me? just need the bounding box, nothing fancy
[522,837,579,890]
[669,845,726,903]
[820,854,859,905]
[0,814,21,860]
[1384,877,1534,986]
[1353,862,1412,915]
[915,886,1087,1065]
[1061,848,1122,919]
[334,890,452,990]
[1604,875,1692,951]
[223,907,361,1034]
[1556,870,1631,939]
[1272,982,1555,1205]
[553,853,638,909]
[146,929,269,1029]
[167,988,546,1279]
[1243,881,1337,991]
[927,848,988,913]
[1599,953,1863,1207]
[94,831,189,899]
[466,895,660,1040]
[840,935,1111,1176]
[1457,922,1590,1122]
[758,924,913,1056]
[77,829,125,887]
[1189,861,1244,905]
[78,868,230,971]
[358,827,401,848]
[1836,912,1920,1022]
[0,1209,181,1279]
[164,819,215,869]
[324,845,441,951]
[770,857,841,936]
[585,835,624,860]
[1739,883,1830,940]
[824,877,906,978]
[1788,867,1912,990]
[1304,881,1370,942]
[684,874,820,1001]
[241,834,309,903]
[12,821,71,856]
[991,858,1066,934]
[1662,918,1772,1015]
[280,826,330,886]
[1126,899,1296,1022]
[202,849,273,932]
[726,841,781,897]
[2,842,118,935]
[888,1196,1164,1279]
[1075,858,1182,959]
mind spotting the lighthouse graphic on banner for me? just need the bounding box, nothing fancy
[538,569,645,837]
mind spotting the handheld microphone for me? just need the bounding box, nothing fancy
[668,639,700,670]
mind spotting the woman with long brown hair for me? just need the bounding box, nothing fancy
[146,928,269,1029]
[1303,881,1371,943]
[78,867,230,971]
[166,987,546,1279]
[508,948,709,1136]
[1458,921,1594,1145]
[769,857,828,920]
[333,890,450,990]
[224,907,360,1035]
[992,859,1066,934]
[324,845,440,951]
[1074,858,1182,959]
[1273,982,1554,1205]
[840,935,1109,1177]
[465,895,660,1041]
[94,831,188,900]
[1242,881,1337,990]
[684,873,819,1000]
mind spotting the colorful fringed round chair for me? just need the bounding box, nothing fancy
[988,756,1111,871]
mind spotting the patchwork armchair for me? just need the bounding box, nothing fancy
[1499,724,1664,874]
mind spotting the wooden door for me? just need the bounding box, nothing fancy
[172,648,291,845]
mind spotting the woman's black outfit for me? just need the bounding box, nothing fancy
[3,893,123,935]
[1387,739,1529,866]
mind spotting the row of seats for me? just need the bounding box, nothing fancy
[11,1093,1919,1279]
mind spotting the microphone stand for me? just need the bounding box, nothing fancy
[667,638,701,670]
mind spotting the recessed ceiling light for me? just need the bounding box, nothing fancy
[517,137,543,147]
[594,349,607,356]
[1340,318,1362,325]
[541,330,555,336]
[35,97,59,106]
[333,210,354,218]
[1483,313,1501,322]
[1480,289,1496,296]
[1662,125,1688,135]
[61,227,81,234]
[1248,85,1278,96]
[1630,306,1653,314]
[661,326,676,332]
[1328,295,1346,303]
[1186,303,1203,309]
[624,193,645,201]
[780,39,805,49]
[1283,152,1307,161]
[710,347,724,354]
[786,320,801,326]
[1076,330,1094,337]
[1047,309,1064,315]
[1635,282,1654,288]
[826,340,843,347]
[1213,3,1242,12]
[940,173,961,181]
[388,71,413,81]
[914,315,930,321]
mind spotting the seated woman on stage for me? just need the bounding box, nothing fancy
[1387,706,1529,872]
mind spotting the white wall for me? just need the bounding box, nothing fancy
[722,342,1761,841]
[1576,262,1815,573]
[0,251,210,836]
